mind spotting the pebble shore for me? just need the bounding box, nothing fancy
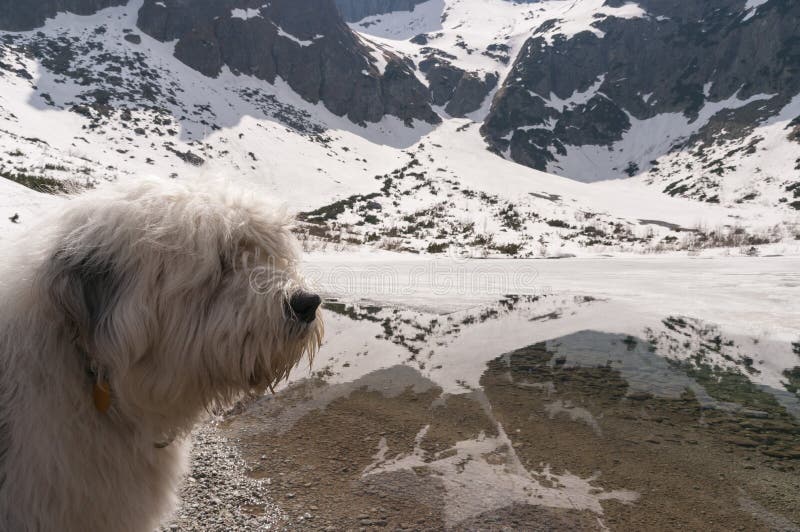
[160,424,287,531]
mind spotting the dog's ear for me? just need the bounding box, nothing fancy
[47,251,118,347]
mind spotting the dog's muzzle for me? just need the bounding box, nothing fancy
[288,291,321,323]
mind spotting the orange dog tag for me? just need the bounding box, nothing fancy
[93,381,111,413]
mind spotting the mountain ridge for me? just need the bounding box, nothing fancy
[480,0,800,208]
[0,0,797,256]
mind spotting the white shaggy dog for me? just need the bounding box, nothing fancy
[0,179,323,531]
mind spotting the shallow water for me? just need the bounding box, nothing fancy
[223,257,800,530]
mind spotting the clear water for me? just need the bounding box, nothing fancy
[223,276,800,530]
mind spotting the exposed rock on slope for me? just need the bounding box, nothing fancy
[446,71,498,117]
[0,0,126,31]
[481,0,800,206]
[0,0,440,126]
[137,0,439,125]
[419,56,497,118]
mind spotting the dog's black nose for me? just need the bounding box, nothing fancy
[289,291,321,323]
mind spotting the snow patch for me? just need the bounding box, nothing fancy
[231,8,263,20]
[358,35,390,74]
[543,75,606,111]
[536,0,647,44]
[273,23,315,47]
[742,0,769,21]
[745,0,769,9]
[351,0,445,40]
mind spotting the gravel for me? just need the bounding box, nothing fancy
[159,423,288,531]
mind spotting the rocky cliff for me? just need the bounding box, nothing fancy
[0,0,126,31]
[482,0,800,190]
[0,0,439,126]
[419,55,497,118]
[137,0,438,126]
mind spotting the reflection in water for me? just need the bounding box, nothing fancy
[224,307,800,530]
[322,294,589,361]
[544,399,602,436]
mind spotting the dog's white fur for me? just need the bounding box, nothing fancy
[0,178,322,531]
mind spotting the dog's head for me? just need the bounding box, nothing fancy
[39,178,323,433]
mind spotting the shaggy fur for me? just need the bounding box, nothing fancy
[0,179,323,531]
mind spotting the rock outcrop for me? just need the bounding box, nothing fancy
[0,0,126,31]
[137,0,439,126]
[419,56,497,118]
[482,0,800,173]
[445,71,498,118]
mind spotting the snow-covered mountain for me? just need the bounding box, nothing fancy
[479,0,800,210]
[0,0,797,256]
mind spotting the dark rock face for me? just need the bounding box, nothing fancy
[0,0,127,31]
[419,56,497,118]
[419,57,463,106]
[123,32,141,44]
[381,60,439,123]
[333,0,427,22]
[482,0,800,173]
[445,71,498,117]
[137,0,439,126]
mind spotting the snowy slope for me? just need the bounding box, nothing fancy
[0,177,60,244]
[632,94,800,209]
[351,0,647,75]
[0,1,428,212]
[297,119,798,257]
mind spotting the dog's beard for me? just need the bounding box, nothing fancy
[111,317,321,437]
[238,316,323,396]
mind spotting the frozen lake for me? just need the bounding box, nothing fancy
[303,254,799,331]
